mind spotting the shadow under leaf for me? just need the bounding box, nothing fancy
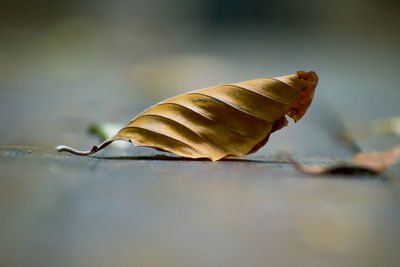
[91,154,284,164]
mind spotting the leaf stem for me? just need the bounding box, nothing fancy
[56,141,112,156]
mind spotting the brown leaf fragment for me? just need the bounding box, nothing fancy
[352,145,400,172]
[286,145,400,175]
[57,70,318,161]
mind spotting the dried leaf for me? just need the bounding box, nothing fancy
[57,70,318,161]
[286,145,400,175]
[352,145,400,172]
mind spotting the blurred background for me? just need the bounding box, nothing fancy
[1,0,399,155]
[1,1,400,266]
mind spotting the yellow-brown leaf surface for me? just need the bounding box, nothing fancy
[57,70,318,160]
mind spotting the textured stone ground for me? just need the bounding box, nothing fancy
[1,142,400,266]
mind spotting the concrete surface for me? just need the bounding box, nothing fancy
[1,145,400,267]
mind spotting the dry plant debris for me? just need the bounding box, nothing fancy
[57,71,318,161]
[286,146,400,175]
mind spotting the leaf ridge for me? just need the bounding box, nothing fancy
[114,125,204,156]
[186,92,274,123]
[152,102,253,139]
[269,77,295,89]
[128,114,229,155]
[222,84,288,105]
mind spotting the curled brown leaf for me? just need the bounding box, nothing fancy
[57,71,318,161]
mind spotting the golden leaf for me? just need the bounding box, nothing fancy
[57,70,318,161]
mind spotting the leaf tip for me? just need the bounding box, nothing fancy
[287,70,319,122]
